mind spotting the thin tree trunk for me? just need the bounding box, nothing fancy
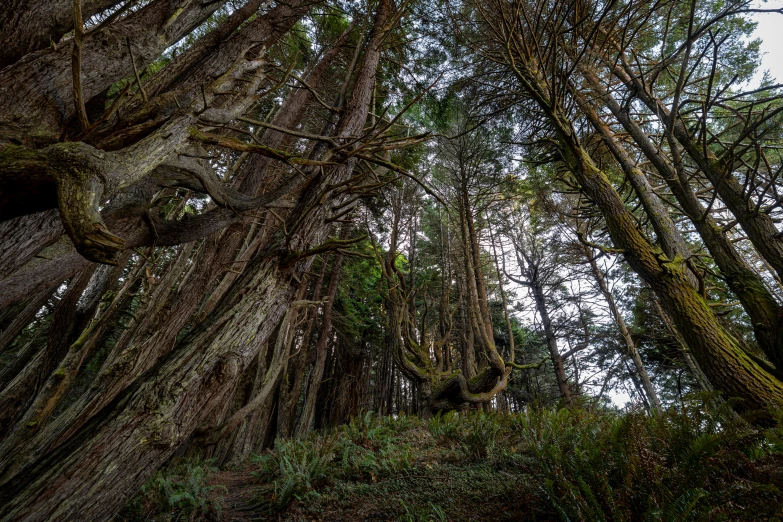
[583,245,661,409]
[531,280,572,406]
[487,216,515,363]
[295,248,345,439]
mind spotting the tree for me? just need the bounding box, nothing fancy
[452,0,783,418]
[0,1,404,519]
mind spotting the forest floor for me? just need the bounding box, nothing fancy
[117,403,783,521]
[156,418,544,521]
[210,454,540,521]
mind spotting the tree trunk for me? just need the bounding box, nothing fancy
[0,1,391,517]
[0,0,124,69]
[295,249,345,438]
[0,267,96,439]
[579,65,783,365]
[0,0,227,141]
[583,245,661,409]
[531,279,572,406]
[612,61,783,284]
[487,30,783,418]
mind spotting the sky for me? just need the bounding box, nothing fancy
[751,4,783,84]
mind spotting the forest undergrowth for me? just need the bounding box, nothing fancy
[116,396,783,522]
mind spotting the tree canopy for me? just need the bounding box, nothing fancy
[1,0,783,519]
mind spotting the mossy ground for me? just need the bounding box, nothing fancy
[118,399,783,521]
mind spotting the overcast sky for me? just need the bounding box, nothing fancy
[751,4,783,83]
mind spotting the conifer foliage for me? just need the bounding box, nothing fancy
[1,0,783,520]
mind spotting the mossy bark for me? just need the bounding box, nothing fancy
[0,3,391,518]
[579,67,783,367]
[499,44,783,419]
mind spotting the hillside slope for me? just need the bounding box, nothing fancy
[118,404,783,521]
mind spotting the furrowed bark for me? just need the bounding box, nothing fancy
[0,267,97,440]
[279,260,329,438]
[0,210,63,279]
[0,0,123,69]
[0,0,228,142]
[141,0,267,99]
[201,285,311,451]
[0,45,340,461]
[0,285,55,355]
[0,258,128,451]
[0,2,391,518]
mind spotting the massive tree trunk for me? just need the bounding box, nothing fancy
[0,2,391,519]
[0,0,227,142]
[0,8,344,319]
[0,257,298,521]
[0,8,353,479]
[278,260,328,439]
[0,210,63,278]
[0,0,124,69]
[204,282,310,463]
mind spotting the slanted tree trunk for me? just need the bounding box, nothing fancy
[0,267,96,438]
[0,285,55,354]
[487,215,515,363]
[203,283,311,464]
[577,65,783,366]
[0,2,392,518]
[531,278,572,406]
[0,0,227,141]
[609,57,783,284]
[0,0,124,69]
[472,0,783,420]
[582,244,661,410]
[277,260,328,439]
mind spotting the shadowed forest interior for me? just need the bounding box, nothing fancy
[2,0,783,520]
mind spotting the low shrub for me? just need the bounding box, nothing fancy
[116,456,227,522]
[510,398,783,521]
[252,436,337,512]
